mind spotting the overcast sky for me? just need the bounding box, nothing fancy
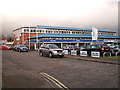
[1,0,119,35]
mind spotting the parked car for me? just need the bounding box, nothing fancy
[80,46,86,50]
[13,45,18,51]
[0,45,12,50]
[63,45,80,54]
[81,44,111,57]
[39,44,64,58]
[113,46,120,52]
[110,46,120,56]
[63,45,75,50]
[16,45,28,52]
[6,45,13,50]
[0,45,6,50]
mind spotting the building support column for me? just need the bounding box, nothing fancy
[34,43,36,50]
[61,43,63,48]
[76,43,79,46]
[84,43,87,47]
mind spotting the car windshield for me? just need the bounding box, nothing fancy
[74,46,79,49]
[104,45,109,48]
[20,45,26,47]
[6,46,12,47]
[49,45,59,49]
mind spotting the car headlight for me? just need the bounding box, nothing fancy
[52,51,58,53]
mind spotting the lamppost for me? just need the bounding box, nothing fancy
[36,25,39,50]
[28,26,31,49]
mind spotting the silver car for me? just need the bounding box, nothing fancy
[39,44,64,58]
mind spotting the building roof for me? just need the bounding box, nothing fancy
[13,25,116,32]
[36,25,115,32]
[30,33,120,39]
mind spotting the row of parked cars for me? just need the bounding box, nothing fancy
[1,44,120,57]
[0,45,29,52]
[63,44,120,56]
[38,44,120,58]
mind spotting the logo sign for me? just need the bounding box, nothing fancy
[91,51,100,58]
[80,51,87,56]
[50,40,56,42]
[71,50,77,55]
[23,41,27,44]
[63,50,69,55]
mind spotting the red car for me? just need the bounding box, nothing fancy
[0,45,12,50]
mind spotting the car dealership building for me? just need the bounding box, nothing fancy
[13,25,120,49]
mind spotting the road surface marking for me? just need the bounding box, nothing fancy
[39,72,69,90]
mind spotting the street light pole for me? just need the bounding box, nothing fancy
[36,25,39,50]
[29,26,30,49]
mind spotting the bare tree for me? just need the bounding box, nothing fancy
[1,34,6,40]
[7,33,13,42]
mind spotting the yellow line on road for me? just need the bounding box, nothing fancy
[39,72,69,90]
[42,73,69,89]
[40,73,63,89]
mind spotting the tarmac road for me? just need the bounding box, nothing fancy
[2,50,118,88]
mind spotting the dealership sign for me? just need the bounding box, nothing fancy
[71,50,77,55]
[91,51,100,58]
[80,51,87,56]
[30,39,104,43]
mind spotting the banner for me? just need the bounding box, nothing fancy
[80,51,87,56]
[71,50,77,55]
[91,51,100,58]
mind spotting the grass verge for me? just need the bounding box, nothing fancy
[100,56,120,60]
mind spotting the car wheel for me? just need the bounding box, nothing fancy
[39,51,43,56]
[49,52,53,58]
[19,49,21,52]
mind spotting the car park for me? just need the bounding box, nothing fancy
[15,45,28,52]
[39,44,64,58]
[81,44,111,57]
